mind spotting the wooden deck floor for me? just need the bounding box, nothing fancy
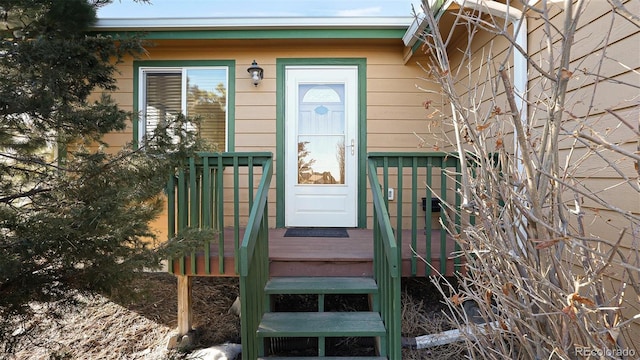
[171,228,460,277]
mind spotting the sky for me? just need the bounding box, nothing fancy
[97,0,423,18]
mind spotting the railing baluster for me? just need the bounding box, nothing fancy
[233,155,240,274]
[177,167,187,275]
[395,156,403,263]
[411,157,418,277]
[189,157,198,275]
[216,154,225,274]
[425,157,433,276]
[383,157,389,210]
[248,156,254,209]
[202,156,211,275]
[440,164,447,275]
[167,175,176,273]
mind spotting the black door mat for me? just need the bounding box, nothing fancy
[284,227,349,238]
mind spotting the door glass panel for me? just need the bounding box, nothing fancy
[297,84,345,185]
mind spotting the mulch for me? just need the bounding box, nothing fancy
[6,273,466,359]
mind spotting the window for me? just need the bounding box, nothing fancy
[137,64,231,151]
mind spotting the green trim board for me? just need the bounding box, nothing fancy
[132,60,236,151]
[275,58,367,228]
[98,28,406,41]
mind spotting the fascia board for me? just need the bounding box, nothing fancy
[401,0,455,47]
[93,16,413,31]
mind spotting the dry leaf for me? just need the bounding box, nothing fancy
[571,293,596,307]
[496,137,504,149]
[477,123,491,131]
[535,239,559,249]
[423,99,432,109]
[605,329,620,344]
[451,293,464,306]
[491,106,503,116]
[502,282,513,296]
[485,290,493,305]
[562,305,577,321]
[561,68,573,79]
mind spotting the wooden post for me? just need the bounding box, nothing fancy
[177,275,193,335]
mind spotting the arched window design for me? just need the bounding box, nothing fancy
[296,84,346,185]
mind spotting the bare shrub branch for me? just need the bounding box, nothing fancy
[414,0,640,357]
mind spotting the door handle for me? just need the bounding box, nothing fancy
[347,139,355,155]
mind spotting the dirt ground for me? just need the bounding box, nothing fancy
[6,273,466,360]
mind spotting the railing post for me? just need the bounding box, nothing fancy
[176,275,192,335]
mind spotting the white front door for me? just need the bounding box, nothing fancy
[285,66,358,227]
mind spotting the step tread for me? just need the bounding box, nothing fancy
[258,357,387,360]
[265,277,378,295]
[257,311,386,337]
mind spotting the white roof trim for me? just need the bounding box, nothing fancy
[402,0,454,47]
[94,17,413,31]
[402,13,426,46]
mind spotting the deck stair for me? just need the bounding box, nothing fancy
[256,276,388,359]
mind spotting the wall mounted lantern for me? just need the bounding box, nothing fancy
[247,60,264,87]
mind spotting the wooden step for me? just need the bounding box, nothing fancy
[257,312,386,338]
[259,357,387,360]
[265,277,378,295]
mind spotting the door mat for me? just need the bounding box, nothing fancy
[284,227,349,238]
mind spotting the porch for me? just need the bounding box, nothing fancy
[169,228,458,278]
[167,151,472,359]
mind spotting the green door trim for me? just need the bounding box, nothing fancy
[275,58,367,228]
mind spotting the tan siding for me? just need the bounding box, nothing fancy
[528,0,637,57]
[235,105,277,120]
[235,119,275,134]
[235,92,277,106]
[437,0,640,340]
[113,39,440,155]
[368,91,428,106]
[108,39,442,231]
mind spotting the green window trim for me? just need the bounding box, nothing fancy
[132,60,236,151]
[275,58,367,228]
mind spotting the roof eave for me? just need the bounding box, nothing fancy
[401,0,455,60]
[93,16,413,32]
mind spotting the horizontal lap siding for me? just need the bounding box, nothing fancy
[542,3,640,336]
[441,0,639,339]
[528,0,640,258]
[106,38,442,231]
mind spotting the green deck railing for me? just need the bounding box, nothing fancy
[368,152,470,359]
[238,156,273,360]
[368,152,467,277]
[167,152,273,276]
[367,159,402,360]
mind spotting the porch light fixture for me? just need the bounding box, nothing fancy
[247,60,264,86]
